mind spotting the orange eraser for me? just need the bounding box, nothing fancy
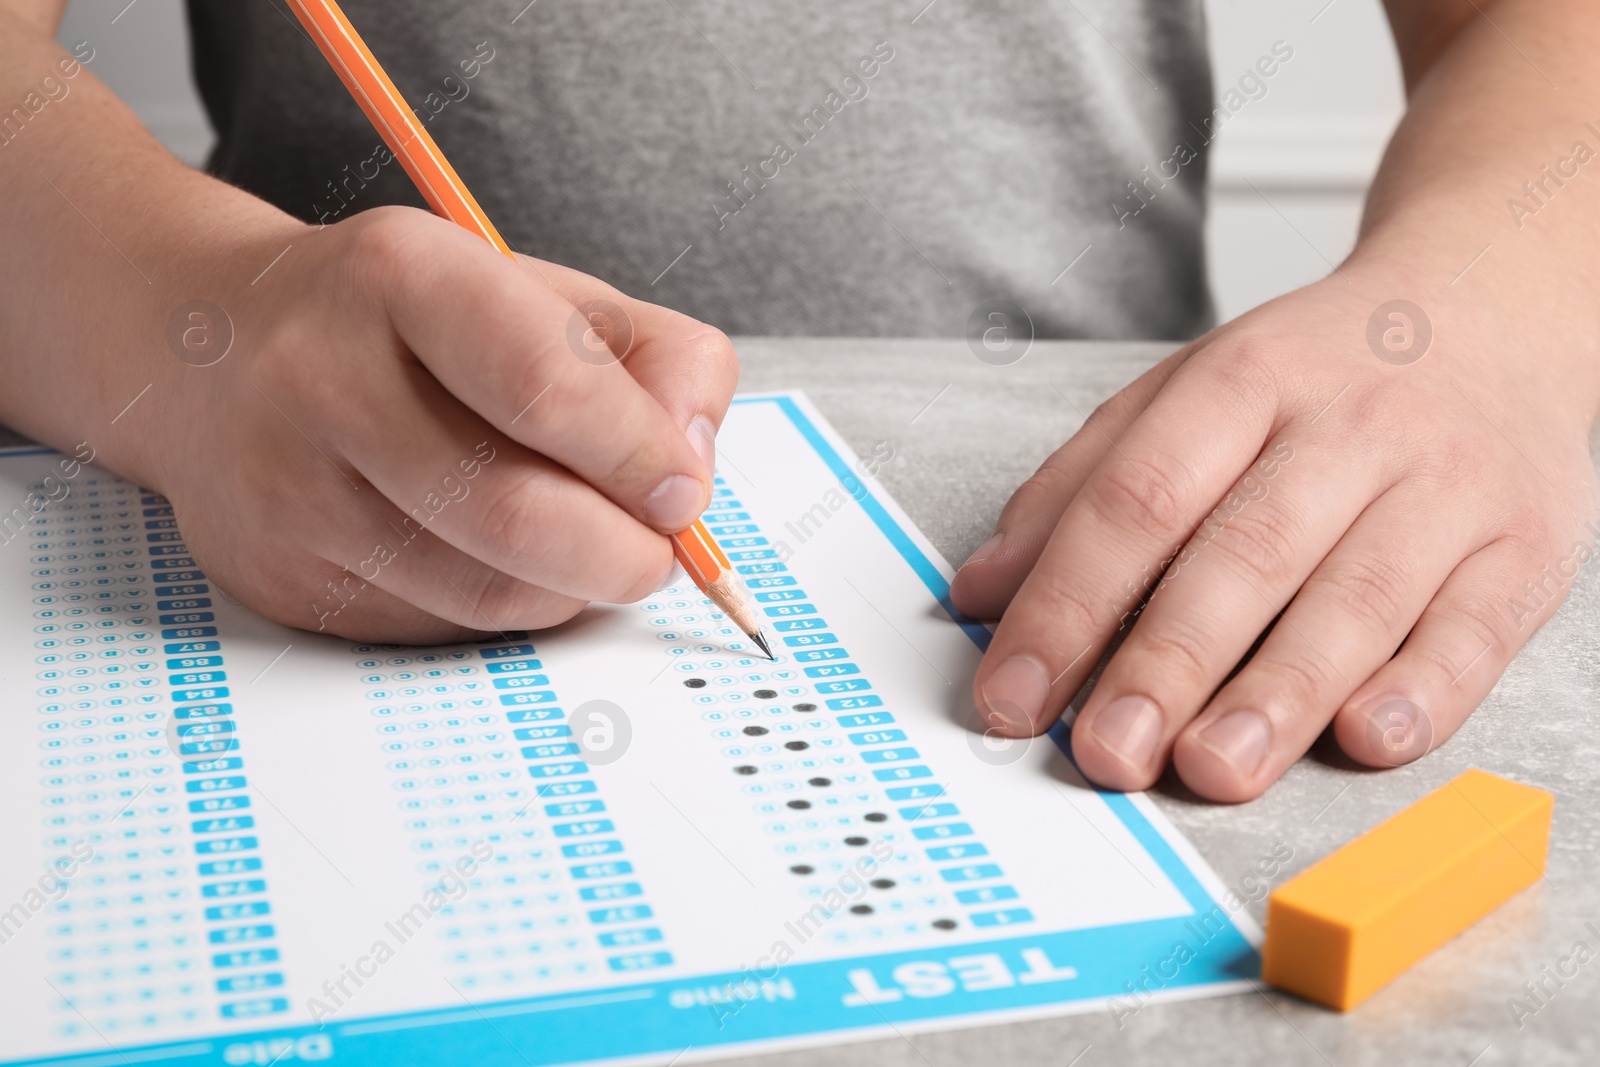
[1263,768,1552,1011]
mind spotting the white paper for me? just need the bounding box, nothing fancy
[0,392,1257,1067]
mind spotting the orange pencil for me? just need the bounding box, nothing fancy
[286,0,772,660]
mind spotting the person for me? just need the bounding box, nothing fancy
[0,0,1594,805]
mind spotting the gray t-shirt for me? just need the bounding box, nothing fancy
[186,1,1214,340]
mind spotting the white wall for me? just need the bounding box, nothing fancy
[58,0,212,165]
[56,0,1406,326]
[1203,0,1405,319]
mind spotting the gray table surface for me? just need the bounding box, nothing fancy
[5,339,1597,1066]
[735,339,1600,1067]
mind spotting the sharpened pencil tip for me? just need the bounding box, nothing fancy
[752,631,774,660]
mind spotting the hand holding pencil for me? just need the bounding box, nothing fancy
[281,0,771,657]
[0,0,767,655]
[26,1,759,649]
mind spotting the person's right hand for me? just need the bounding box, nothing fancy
[146,206,736,642]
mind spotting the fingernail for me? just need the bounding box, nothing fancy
[1196,709,1272,779]
[1361,695,1433,766]
[687,414,717,475]
[1089,695,1163,771]
[960,533,1004,570]
[981,655,1051,734]
[646,474,705,530]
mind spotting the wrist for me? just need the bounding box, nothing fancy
[1332,238,1600,424]
[115,213,315,496]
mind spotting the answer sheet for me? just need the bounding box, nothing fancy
[0,392,1258,1067]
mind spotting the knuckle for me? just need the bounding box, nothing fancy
[1009,461,1077,516]
[1025,574,1104,642]
[1202,335,1280,415]
[1303,554,1411,632]
[1412,643,1467,686]
[680,324,738,373]
[473,474,661,602]
[1256,647,1334,704]
[441,564,509,628]
[514,366,582,437]
[1207,504,1302,584]
[1498,522,1559,564]
[251,555,363,634]
[1322,381,1383,437]
[1084,390,1134,436]
[1404,439,1480,494]
[344,206,427,287]
[459,570,564,630]
[669,325,742,418]
[1425,591,1510,668]
[1089,456,1192,538]
[615,540,675,602]
[529,389,669,498]
[648,319,740,400]
[475,475,561,571]
[244,572,311,629]
[599,437,669,500]
[1130,613,1217,687]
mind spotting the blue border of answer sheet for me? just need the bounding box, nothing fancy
[13,397,1257,1067]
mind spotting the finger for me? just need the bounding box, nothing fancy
[1071,435,1375,790]
[358,212,713,532]
[1330,535,1560,771]
[974,355,1277,737]
[1166,491,1480,800]
[281,559,489,644]
[620,317,738,475]
[332,360,674,603]
[320,509,589,636]
[951,343,1199,620]
[515,254,739,441]
[181,518,491,644]
[518,256,740,468]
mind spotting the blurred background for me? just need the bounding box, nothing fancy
[57,0,1404,325]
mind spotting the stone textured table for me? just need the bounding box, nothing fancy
[4,339,1596,1066]
[731,339,1599,1067]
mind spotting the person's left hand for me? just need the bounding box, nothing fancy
[949,266,1600,801]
